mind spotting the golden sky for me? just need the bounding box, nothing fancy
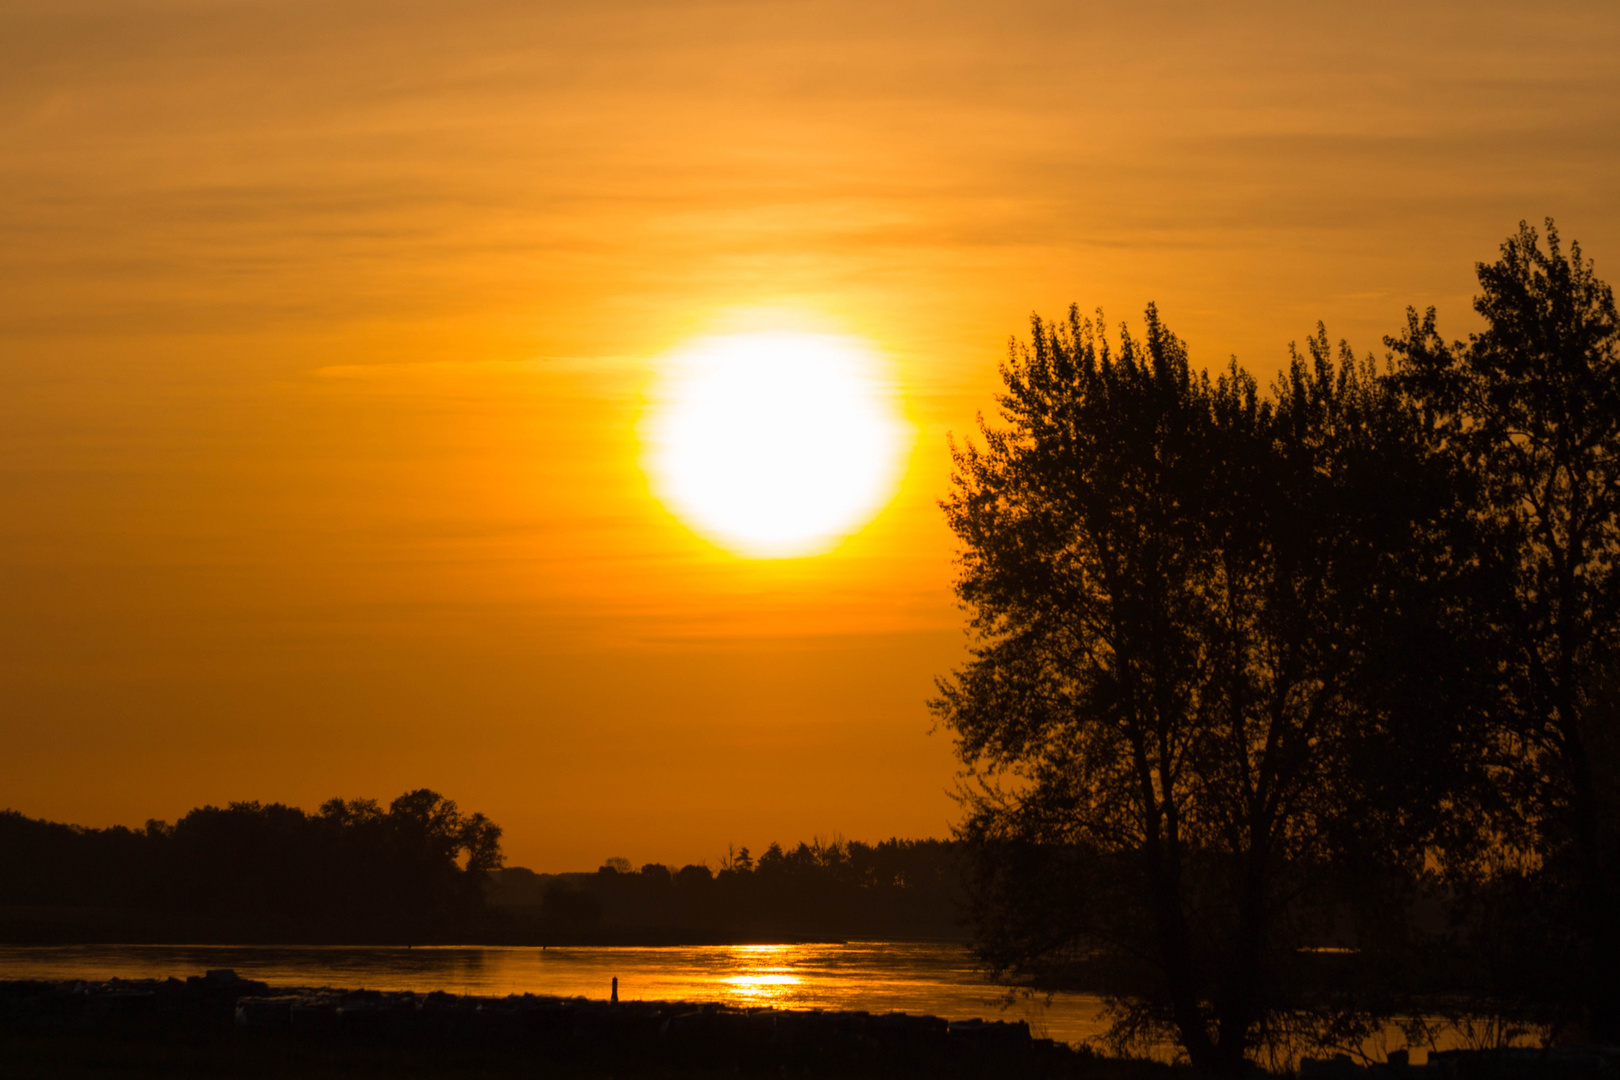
[3,0,1618,870]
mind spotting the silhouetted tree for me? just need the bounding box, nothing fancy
[675,863,714,888]
[638,862,674,887]
[934,307,1483,1072]
[0,789,502,944]
[1390,219,1620,1041]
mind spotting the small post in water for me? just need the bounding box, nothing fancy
[611,976,618,1004]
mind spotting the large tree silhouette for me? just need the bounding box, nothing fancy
[1390,220,1620,1041]
[934,307,1482,1072]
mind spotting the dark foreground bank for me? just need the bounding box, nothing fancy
[0,970,1166,1080]
[6,976,1618,1080]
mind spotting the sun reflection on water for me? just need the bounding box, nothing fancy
[722,973,803,1001]
[716,945,805,1002]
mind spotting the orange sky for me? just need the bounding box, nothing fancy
[3,0,1618,870]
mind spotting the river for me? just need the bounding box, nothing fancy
[0,941,1112,1045]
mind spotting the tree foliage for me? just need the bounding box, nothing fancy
[1389,219,1620,1041]
[0,789,502,943]
[934,305,1486,1071]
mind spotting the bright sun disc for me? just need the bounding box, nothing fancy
[643,332,908,558]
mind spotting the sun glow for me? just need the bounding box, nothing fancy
[643,331,909,558]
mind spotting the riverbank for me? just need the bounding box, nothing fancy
[0,971,1173,1080]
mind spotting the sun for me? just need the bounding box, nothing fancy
[642,331,909,558]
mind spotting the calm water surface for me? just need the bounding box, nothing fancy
[0,942,1111,1045]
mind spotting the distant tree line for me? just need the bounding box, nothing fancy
[488,838,965,944]
[0,790,502,944]
[0,793,965,945]
[935,220,1620,1071]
